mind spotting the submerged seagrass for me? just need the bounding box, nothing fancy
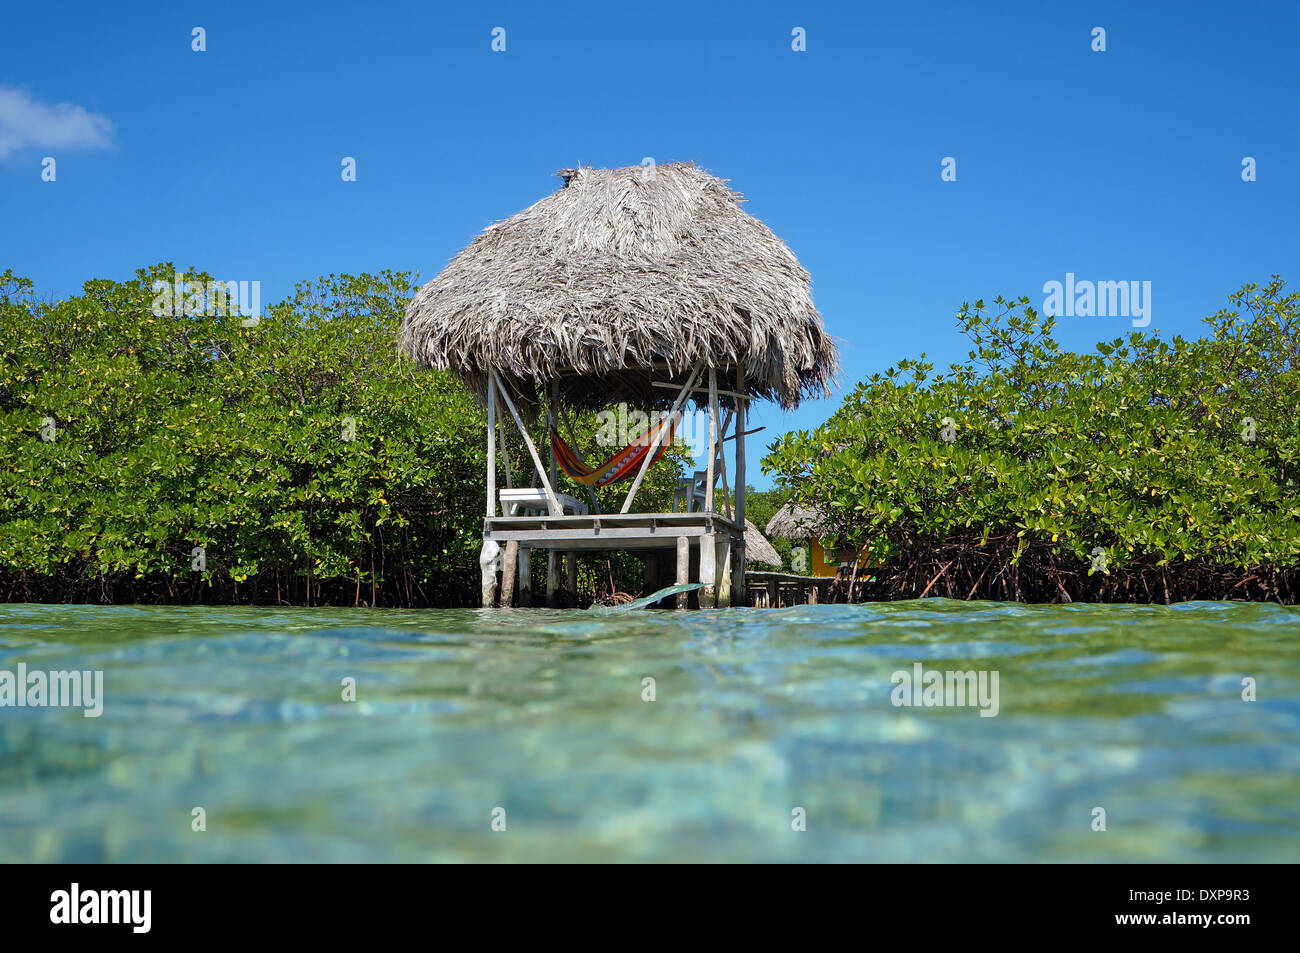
[400,163,838,411]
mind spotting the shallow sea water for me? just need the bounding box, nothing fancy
[0,600,1296,862]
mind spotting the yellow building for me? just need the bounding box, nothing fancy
[765,504,873,578]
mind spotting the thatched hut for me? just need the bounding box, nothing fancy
[767,502,875,578]
[743,519,782,569]
[764,503,825,541]
[401,162,838,607]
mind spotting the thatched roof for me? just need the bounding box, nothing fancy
[401,162,838,411]
[743,519,782,567]
[765,503,825,539]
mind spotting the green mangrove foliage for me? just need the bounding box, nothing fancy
[0,264,685,606]
[764,280,1300,603]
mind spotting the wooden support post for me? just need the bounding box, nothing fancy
[734,362,748,606]
[546,550,561,608]
[565,551,577,607]
[479,540,499,608]
[482,378,499,609]
[716,536,732,607]
[716,409,733,519]
[518,548,532,606]
[497,407,514,488]
[486,378,497,518]
[808,580,819,604]
[643,553,659,595]
[705,368,717,514]
[699,532,717,608]
[492,371,563,516]
[547,380,559,496]
[675,536,690,608]
[767,580,778,609]
[500,540,518,607]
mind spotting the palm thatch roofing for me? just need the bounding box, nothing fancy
[743,519,782,567]
[400,162,838,412]
[765,503,825,540]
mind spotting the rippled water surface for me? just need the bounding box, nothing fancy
[1,600,1296,862]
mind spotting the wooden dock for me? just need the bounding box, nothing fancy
[746,571,833,607]
[483,511,747,608]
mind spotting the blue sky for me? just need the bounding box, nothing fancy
[2,0,1297,488]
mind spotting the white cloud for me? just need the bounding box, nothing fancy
[0,86,115,160]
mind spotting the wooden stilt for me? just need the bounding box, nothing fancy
[675,536,690,608]
[518,547,532,606]
[546,550,561,608]
[501,540,518,607]
[716,536,732,607]
[482,378,499,608]
[808,581,819,604]
[479,540,499,608]
[486,379,497,518]
[705,369,718,514]
[565,552,577,607]
[497,406,514,488]
[700,532,717,608]
[643,553,659,596]
[547,380,559,496]
[734,362,748,606]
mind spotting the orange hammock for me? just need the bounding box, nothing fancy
[550,414,678,487]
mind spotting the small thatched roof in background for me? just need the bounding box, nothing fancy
[765,503,825,540]
[401,162,838,412]
[743,519,782,567]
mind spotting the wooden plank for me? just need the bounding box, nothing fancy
[487,511,743,527]
[746,571,836,583]
[493,371,563,516]
[651,381,749,402]
[484,526,719,546]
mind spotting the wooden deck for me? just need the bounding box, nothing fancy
[483,511,747,608]
[484,511,743,551]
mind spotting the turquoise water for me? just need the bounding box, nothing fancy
[0,600,1296,862]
